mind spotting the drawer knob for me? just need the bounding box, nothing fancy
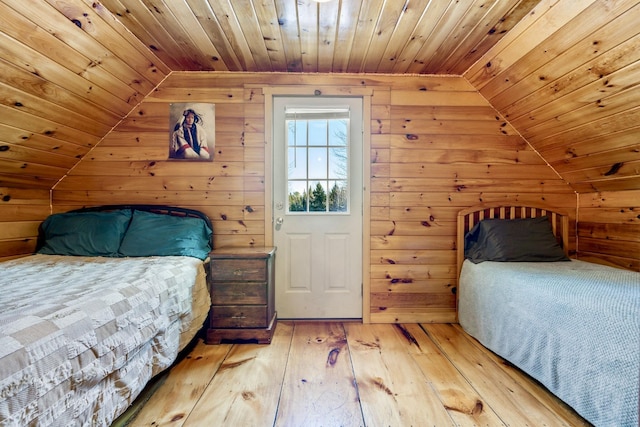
[233,269,242,276]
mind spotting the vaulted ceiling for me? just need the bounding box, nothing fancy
[1,0,639,193]
[97,0,540,74]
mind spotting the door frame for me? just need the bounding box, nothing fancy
[263,86,373,323]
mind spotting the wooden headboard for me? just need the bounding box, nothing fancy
[456,203,570,281]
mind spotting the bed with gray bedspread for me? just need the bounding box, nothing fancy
[459,259,640,427]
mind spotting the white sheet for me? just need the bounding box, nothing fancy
[0,254,210,426]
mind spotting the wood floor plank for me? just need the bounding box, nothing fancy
[400,323,507,426]
[127,339,232,426]
[274,322,363,427]
[182,321,293,426]
[449,324,591,427]
[423,323,578,427]
[121,322,589,426]
[345,323,455,426]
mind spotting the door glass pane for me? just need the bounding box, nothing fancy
[288,181,307,212]
[329,120,348,146]
[308,181,326,212]
[308,147,327,179]
[287,147,307,180]
[328,180,348,212]
[290,120,307,146]
[308,120,327,146]
[328,147,347,179]
[285,108,350,214]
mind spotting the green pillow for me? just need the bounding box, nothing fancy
[38,210,132,257]
[118,210,212,260]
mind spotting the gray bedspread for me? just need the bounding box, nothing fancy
[0,254,210,427]
[459,259,639,427]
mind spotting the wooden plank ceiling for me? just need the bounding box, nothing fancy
[0,0,638,193]
[99,0,539,74]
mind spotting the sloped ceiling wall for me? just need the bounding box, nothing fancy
[0,0,638,193]
[464,0,640,193]
[0,0,170,189]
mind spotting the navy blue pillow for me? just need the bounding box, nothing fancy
[465,217,569,263]
[38,210,132,257]
[118,210,212,260]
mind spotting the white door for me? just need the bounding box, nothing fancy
[273,96,363,319]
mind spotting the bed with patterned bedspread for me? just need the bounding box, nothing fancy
[0,205,213,426]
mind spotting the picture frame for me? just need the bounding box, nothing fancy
[168,102,215,161]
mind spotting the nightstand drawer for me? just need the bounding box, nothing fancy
[210,305,268,328]
[210,259,267,282]
[211,282,267,305]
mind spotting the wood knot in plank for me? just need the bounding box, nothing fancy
[394,324,420,349]
[385,221,396,236]
[389,278,413,284]
[445,399,484,416]
[472,400,484,415]
[371,377,395,397]
[219,356,255,371]
[357,340,380,349]
[170,414,185,422]
[327,348,340,366]
[603,162,623,176]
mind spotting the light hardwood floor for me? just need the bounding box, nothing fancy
[116,322,591,427]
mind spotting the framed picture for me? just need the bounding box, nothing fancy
[169,102,215,161]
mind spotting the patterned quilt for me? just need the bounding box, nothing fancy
[459,259,640,427]
[0,254,210,427]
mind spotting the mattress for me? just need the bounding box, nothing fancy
[0,254,210,426]
[458,259,640,427]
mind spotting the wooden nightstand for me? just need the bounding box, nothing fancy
[205,247,277,344]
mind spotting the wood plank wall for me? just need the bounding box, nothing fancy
[0,188,50,260]
[52,72,576,323]
[577,190,640,271]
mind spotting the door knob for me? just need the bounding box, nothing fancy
[275,217,284,230]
